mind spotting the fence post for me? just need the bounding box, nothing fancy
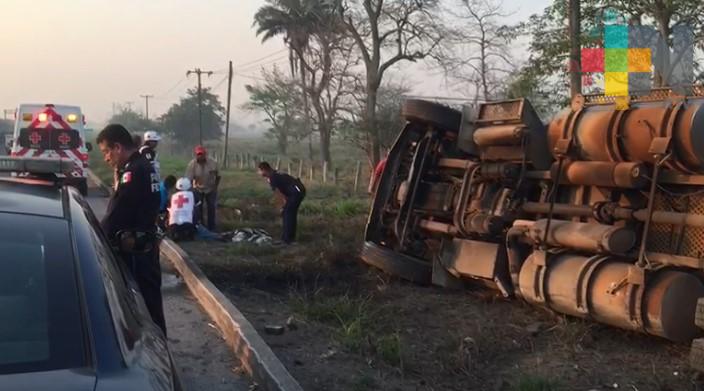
[333,167,339,185]
[323,161,328,184]
[298,159,303,178]
[276,157,281,171]
[353,160,361,193]
[287,162,292,174]
[309,165,314,182]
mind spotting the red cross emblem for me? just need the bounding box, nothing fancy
[174,194,190,208]
[29,132,42,144]
[58,132,71,145]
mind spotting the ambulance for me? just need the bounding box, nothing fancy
[10,104,91,195]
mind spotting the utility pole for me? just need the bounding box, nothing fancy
[569,0,582,97]
[224,61,233,168]
[187,67,214,145]
[124,101,135,112]
[140,94,154,120]
[2,109,13,120]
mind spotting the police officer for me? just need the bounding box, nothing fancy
[97,124,166,334]
[257,161,306,245]
[140,130,162,180]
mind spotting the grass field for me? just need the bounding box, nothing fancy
[90,140,702,391]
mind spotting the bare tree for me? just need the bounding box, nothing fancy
[340,0,443,164]
[242,68,303,155]
[438,0,517,104]
[340,78,410,167]
[301,33,360,165]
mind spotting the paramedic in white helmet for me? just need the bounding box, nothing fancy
[140,130,162,180]
[167,177,196,241]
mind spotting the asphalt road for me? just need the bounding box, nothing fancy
[85,184,251,391]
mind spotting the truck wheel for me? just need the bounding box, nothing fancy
[360,241,432,284]
[401,99,462,133]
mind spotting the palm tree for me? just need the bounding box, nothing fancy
[254,0,322,160]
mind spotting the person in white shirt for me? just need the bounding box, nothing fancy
[167,177,196,241]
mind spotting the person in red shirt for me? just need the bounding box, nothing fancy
[368,151,389,195]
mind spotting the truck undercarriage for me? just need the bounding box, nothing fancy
[362,89,704,348]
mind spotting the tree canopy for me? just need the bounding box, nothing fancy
[159,88,225,149]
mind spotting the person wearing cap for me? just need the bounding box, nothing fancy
[140,130,162,181]
[185,145,220,231]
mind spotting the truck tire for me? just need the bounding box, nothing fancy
[401,99,462,133]
[360,241,432,284]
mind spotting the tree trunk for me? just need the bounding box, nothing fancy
[299,56,314,160]
[278,133,288,155]
[568,0,582,97]
[654,15,672,88]
[366,81,380,165]
[320,124,332,167]
[308,132,314,160]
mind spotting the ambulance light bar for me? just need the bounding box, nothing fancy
[0,157,76,175]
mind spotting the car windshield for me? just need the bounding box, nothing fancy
[0,213,86,375]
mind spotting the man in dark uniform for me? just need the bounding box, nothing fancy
[140,130,161,181]
[97,124,166,334]
[257,161,306,245]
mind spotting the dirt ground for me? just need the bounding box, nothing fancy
[181,238,704,391]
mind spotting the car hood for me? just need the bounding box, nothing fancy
[0,368,95,391]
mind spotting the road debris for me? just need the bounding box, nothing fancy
[264,325,286,335]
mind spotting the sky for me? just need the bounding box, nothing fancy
[0,0,552,128]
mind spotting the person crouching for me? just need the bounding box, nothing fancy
[167,177,196,241]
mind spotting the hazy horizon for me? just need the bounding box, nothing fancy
[0,0,551,129]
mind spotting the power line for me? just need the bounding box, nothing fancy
[158,77,187,98]
[402,95,471,102]
[237,55,289,73]
[236,48,288,69]
[234,72,266,82]
[209,75,229,92]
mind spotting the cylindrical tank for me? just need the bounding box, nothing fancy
[518,252,704,342]
[547,97,704,173]
[527,219,637,254]
[550,161,649,188]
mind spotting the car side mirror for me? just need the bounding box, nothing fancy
[86,142,93,152]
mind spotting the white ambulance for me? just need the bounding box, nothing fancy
[10,104,91,195]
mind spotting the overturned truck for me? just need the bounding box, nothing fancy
[362,88,704,345]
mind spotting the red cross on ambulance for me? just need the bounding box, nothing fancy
[29,132,42,144]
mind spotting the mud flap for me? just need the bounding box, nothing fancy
[437,238,513,296]
[432,255,464,289]
[360,241,432,284]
